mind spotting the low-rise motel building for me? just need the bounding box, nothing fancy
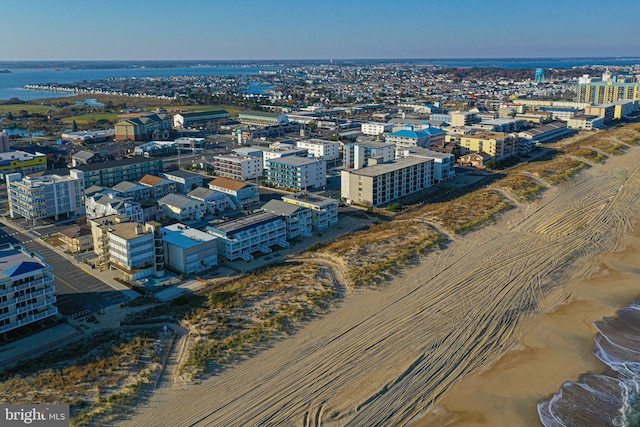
[207,177,260,209]
[281,193,338,231]
[206,212,288,261]
[65,157,164,188]
[161,224,217,275]
[456,132,519,161]
[172,110,230,128]
[0,150,47,179]
[261,199,313,239]
[340,156,434,207]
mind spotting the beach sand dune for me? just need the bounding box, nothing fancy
[122,147,640,427]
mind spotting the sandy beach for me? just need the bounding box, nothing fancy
[412,226,640,427]
[121,144,640,427]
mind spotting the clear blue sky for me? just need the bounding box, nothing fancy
[2,0,638,60]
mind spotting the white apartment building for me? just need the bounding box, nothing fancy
[266,157,327,191]
[296,139,341,161]
[397,148,456,183]
[343,141,396,169]
[173,110,229,128]
[282,193,338,231]
[93,221,164,281]
[85,193,144,223]
[261,147,308,169]
[211,154,263,181]
[188,187,234,214]
[0,244,57,335]
[206,212,288,261]
[567,115,605,130]
[361,122,394,136]
[7,170,85,222]
[261,199,313,239]
[161,169,204,193]
[157,193,206,222]
[341,157,434,207]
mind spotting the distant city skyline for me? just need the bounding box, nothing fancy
[2,0,639,61]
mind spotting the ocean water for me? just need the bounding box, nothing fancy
[538,302,640,427]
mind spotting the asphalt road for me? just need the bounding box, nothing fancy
[0,224,129,318]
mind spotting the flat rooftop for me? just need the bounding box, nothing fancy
[344,156,433,177]
[268,156,320,166]
[162,224,216,249]
[282,192,337,207]
[400,147,454,160]
[207,211,281,236]
[0,243,48,280]
[299,139,339,145]
[0,150,45,161]
[105,222,149,240]
[354,140,394,149]
[162,169,203,179]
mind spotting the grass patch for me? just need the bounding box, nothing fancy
[323,218,444,286]
[61,113,120,125]
[564,146,607,164]
[516,156,588,185]
[0,328,167,427]
[347,232,446,287]
[419,188,512,234]
[167,105,240,115]
[579,138,628,155]
[127,264,339,378]
[622,136,640,146]
[495,174,545,202]
[599,143,628,155]
[0,104,53,115]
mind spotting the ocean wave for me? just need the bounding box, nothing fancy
[538,303,640,427]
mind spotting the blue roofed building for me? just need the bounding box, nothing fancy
[161,224,217,275]
[0,243,57,334]
[385,124,446,148]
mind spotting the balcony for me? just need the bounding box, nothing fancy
[0,275,54,297]
[0,307,58,334]
[15,296,57,315]
[0,288,55,310]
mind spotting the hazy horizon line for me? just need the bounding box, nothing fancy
[1,56,639,63]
